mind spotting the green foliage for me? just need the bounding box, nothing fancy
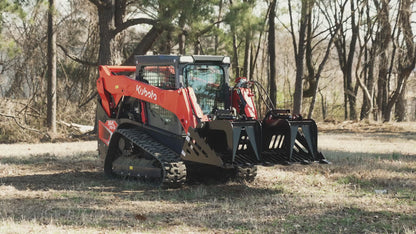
[220,0,268,78]
[0,39,20,58]
[0,0,26,27]
[149,0,222,54]
[224,1,259,32]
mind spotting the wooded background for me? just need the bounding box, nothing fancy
[0,0,415,137]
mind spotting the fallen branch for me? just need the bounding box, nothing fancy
[69,129,96,139]
[0,112,45,135]
[57,44,98,66]
[59,121,94,134]
[7,99,42,116]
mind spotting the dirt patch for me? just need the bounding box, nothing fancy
[0,141,97,157]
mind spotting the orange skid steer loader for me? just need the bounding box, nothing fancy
[96,55,328,187]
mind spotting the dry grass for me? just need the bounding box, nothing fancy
[1,129,416,233]
[318,120,416,134]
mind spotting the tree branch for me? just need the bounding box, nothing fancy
[57,44,98,66]
[122,26,164,65]
[79,91,98,108]
[194,20,224,37]
[288,1,298,58]
[112,18,156,37]
[0,113,44,134]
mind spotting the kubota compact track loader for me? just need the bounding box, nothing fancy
[97,55,328,187]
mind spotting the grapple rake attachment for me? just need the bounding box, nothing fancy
[180,114,327,167]
[230,80,328,166]
[261,110,326,164]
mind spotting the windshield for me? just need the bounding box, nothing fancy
[184,65,225,115]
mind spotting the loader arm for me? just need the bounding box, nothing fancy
[97,65,203,133]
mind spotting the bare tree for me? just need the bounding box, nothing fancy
[374,0,392,121]
[289,0,311,115]
[268,0,277,107]
[305,2,340,119]
[357,0,377,121]
[47,0,57,133]
[88,0,156,65]
[334,0,360,120]
[389,0,415,121]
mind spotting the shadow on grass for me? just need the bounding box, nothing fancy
[0,171,108,191]
[1,147,415,232]
[0,153,98,166]
[1,148,414,192]
[1,183,414,232]
[0,174,285,231]
[0,169,283,197]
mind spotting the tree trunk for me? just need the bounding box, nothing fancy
[123,26,164,65]
[232,34,239,77]
[292,0,309,115]
[303,7,315,99]
[160,30,172,54]
[377,53,389,120]
[359,38,376,121]
[243,30,250,78]
[90,0,157,65]
[178,11,186,55]
[47,0,57,134]
[345,0,359,120]
[97,1,115,65]
[393,0,415,122]
[383,66,414,121]
[242,0,250,78]
[319,89,326,120]
[249,5,268,81]
[214,0,223,55]
[373,0,392,121]
[343,85,348,119]
[306,7,338,119]
[347,76,357,120]
[331,0,359,120]
[395,84,407,121]
[268,0,277,107]
[178,32,186,55]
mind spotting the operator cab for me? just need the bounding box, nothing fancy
[180,55,231,119]
[184,64,225,115]
[134,55,231,136]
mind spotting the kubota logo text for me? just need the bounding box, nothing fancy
[106,120,117,131]
[136,85,157,101]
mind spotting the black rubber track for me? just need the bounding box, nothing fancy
[115,128,187,188]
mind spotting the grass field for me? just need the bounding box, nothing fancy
[0,127,415,233]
